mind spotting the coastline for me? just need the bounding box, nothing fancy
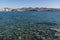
[0,8,60,12]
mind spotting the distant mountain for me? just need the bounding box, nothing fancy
[0,7,60,12]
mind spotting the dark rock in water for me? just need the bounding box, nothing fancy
[36,22,57,26]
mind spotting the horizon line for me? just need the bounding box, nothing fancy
[0,7,60,8]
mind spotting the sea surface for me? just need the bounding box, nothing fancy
[0,11,60,36]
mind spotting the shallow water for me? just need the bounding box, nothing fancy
[0,11,59,30]
[0,11,60,39]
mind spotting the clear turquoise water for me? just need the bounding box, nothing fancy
[0,11,60,39]
[0,11,60,34]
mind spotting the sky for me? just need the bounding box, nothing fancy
[0,0,60,8]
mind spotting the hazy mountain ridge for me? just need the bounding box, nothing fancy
[0,7,60,12]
